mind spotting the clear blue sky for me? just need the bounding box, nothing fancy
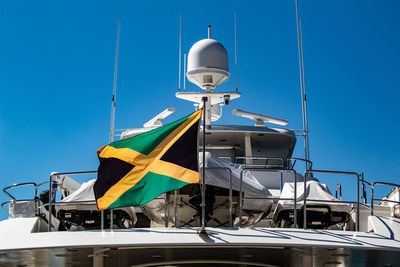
[0,0,399,220]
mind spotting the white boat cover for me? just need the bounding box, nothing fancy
[61,152,272,212]
[60,179,96,202]
[200,152,272,212]
[273,180,351,218]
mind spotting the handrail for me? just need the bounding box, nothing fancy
[235,157,285,169]
[234,156,313,171]
[217,156,233,163]
[360,179,372,206]
[5,167,398,233]
[304,170,361,231]
[239,168,298,228]
[45,167,233,229]
[48,171,97,232]
[371,181,400,216]
[38,200,97,209]
[287,158,313,170]
[3,182,37,200]
[1,202,9,213]
[45,167,232,230]
[35,181,49,200]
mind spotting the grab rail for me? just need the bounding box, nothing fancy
[239,168,298,227]
[304,170,361,231]
[360,177,372,205]
[4,166,397,232]
[217,157,233,163]
[167,167,233,228]
[3,182,37,200]
[234,157,313,170]
[287,158,313,170]
[48,171,97,232]
[371,181,400,216]
[235,157,285,168]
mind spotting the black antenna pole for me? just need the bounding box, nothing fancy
[199,97,208,237]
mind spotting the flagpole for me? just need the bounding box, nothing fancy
[199,97,208,236]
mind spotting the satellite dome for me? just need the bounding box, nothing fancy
[186,38,230,91]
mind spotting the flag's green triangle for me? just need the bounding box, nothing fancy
[107,171,189,209]
[109,112,192,155]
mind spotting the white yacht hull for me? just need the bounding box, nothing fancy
[1,218,400,266]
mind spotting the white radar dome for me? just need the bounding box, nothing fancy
[186,39,230,91]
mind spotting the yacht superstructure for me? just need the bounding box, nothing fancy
[1,23,400,267]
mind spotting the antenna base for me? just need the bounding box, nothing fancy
[176,92,240,105]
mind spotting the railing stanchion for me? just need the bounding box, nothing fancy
[371,181,400,217]
[164,192,168,227]
[303,172,307,229]
[239,170,243,226]
[356,174,360,232]
[48,175,53,232]
[101,211,104,230]
[229,169,233,227]
[109,210,113,230]
[240,168,296,228]
[293,171,297,228]
[304,170,367,231]
[371,185,375,216]
[174,190,178,227]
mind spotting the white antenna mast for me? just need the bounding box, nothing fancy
[109,20,121,143]
[234,11,238,92]
[183,53,187,91]
[295,0,310,169]
[300,18,310,164]
[178,13,182,92]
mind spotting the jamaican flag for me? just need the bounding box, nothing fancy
[94,109,202,210]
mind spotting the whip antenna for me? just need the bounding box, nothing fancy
[299,18,310,163]
[178,13,182,92]
[109,19,121,144]
[295,0,310,169]
[183,53,187,91]
[235,11,238,92]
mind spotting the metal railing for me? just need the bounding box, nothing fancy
[371,181,400,216]
[163,167,233,228]
[217,156,233,163]
[3,182,37,200]
[234,157,313,171]
[287,158,313,170]
[2,182,49,217]
[48,171,97,232]
[2,161,399,233]
[304,170,361,231]
[47,168,233,231]
[235,157,285,169]
[360,179,372,206]
[238,168,298,227]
